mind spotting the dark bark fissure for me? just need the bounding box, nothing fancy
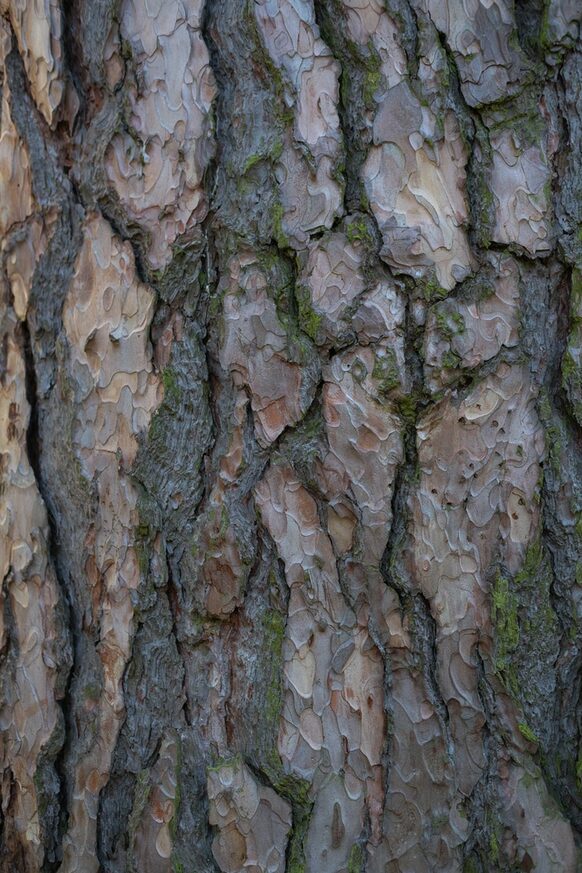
[3,26,86,872]
[20,315,74,872]
[536,261,582,835]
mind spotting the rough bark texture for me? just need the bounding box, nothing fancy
[1,1,581,872]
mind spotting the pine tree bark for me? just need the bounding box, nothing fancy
[1,1,581,871]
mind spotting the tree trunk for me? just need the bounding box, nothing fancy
[1,1,581,871]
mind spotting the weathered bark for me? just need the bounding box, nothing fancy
[0,1,581,871]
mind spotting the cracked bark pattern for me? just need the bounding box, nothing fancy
[0,1,581,872]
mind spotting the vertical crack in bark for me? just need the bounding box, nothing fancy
[314,0,371,215]
[19,314,75,870]
[535,260,582,835]
[19,319,40,486]
[2,29,84,870]
[165,545,193,728]
[378,282,458,811]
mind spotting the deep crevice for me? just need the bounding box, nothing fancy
[20,314,75,871]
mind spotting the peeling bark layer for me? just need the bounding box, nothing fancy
[0,1,581,872]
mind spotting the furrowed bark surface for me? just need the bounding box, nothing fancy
[0,1,581,871]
